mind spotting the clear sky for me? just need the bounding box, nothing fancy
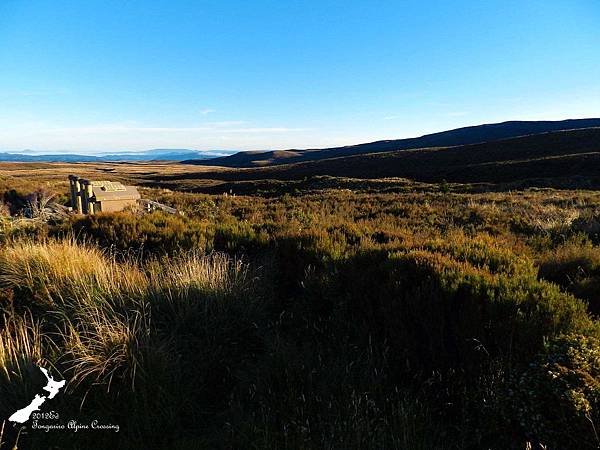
[0,0,599,152]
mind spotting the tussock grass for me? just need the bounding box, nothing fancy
[0,239,256,448]
[147,251,248,297]
[0,239,245,306]
[1,183,600,448]
[0,313,44,383]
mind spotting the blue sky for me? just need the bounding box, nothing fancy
[0,0,598,152]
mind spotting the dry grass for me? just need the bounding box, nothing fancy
[147,251,247,295]
[0,238,250,390]
[0,161,230,197]
[0,161,600,448]
[0,314,44,383]
[0,239,147,304]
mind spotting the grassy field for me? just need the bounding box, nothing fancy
[1,162,600,449]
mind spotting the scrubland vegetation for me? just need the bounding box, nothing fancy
[1,169,600,449]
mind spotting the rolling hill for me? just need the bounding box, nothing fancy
[166,127,600,190]
[187,118,600,168]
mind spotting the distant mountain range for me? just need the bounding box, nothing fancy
[186,118,600,167]
[0,148,237,163]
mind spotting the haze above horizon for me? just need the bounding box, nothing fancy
[0,0,599,153]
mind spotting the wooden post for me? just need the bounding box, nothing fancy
[80,179,89,214]
[68,175,76,209]
[74,177,83,214]
[85,180,94,214]
[87,182,95,215]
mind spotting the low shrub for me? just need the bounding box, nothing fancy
[60,211,213,256]
[512,334,600,449]
[539,241,600,315]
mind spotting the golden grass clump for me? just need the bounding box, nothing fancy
[0,239,147,304]
[149,251,248,298]
[0,239,251,397]
[0,238,248,305]
[0,314,44,383]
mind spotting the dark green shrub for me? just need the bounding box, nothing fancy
[336,248,594,376]
[61,211,213,255]
[539,242,600,315]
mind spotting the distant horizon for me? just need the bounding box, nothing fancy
[1,116,599,156]
[1,1,598,152]
[0,147,239,156]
